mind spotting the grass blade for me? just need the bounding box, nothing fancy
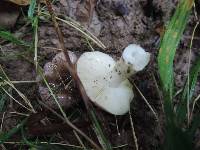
[40,12,106,50]
[163,123,193,150]
[90,109,112,150]
[0,31,30,47]
[28,0,37,19]
[183,58,200,101]
[177,58,200,123]
[158,0,193,92]
[158,0,195,149]
[0,66,35,113]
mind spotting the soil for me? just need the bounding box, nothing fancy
[0,0,200,150]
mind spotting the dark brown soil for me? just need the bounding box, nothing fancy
[0,0,200,150]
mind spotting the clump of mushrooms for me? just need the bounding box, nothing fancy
[39,44,150,115]
[76,44,150,115]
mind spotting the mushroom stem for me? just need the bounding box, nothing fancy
[105,59,133,87]
[107,44,150,87]
[114,58,135,78]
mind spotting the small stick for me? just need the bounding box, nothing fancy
[133,83,159,121]
[129,110,138,150]
[44,0,91,110]
[0,112,6,132]
[73,130,87,149]
[38,100,100,150]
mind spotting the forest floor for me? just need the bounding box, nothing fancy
[0,0,200,149]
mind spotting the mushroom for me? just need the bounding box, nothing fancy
[76,44,150,115]
[38,51,78,109]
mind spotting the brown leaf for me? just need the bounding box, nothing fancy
[6,0,45,6]
[7,0,30,6]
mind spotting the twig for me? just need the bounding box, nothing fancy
[187,3,200,125]
[34,3,40,71]
[44,0,91,109]
[38,100,97,148]
[129,110,138,150]
[73,130,87,150]
[4,141,83,149]
[9,111,30,117]
[152,73,164,114]
[190,94,200,121]
[0,80,37,86]
[0,66,36,113]
[113,144,128,149]
[1,87,33,112]
[115,116,120,136]
[0,112,6,132]
[133,83,159,121]
[3,80,36,113]
[40,12,106,50]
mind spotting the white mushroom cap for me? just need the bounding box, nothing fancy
[122,44,150,72]
[76,51,133,115]
[76,51,116,99]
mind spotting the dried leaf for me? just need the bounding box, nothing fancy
[7,0,45,6]
[7,0,30,6]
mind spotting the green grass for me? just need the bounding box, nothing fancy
[157,0,200,149]
[158,0,193,93]
[0,31,30,47]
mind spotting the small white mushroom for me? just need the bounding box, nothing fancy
[76,44,150,115]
